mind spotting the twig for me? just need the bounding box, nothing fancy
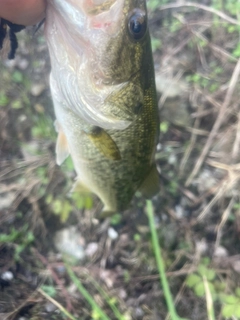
[180,104,201,174]
[2,293,40,320]
[38,288,78,320]
[215,198,234,249]
[232,114,240,159]
[195,174,239,224]
[186,59,240,186]
[191,29,237,63]
[33,249,73,312]
[159,2,240,26]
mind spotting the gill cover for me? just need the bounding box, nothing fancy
[45,0,135,130]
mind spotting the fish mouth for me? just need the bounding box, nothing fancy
[48,0,125,38]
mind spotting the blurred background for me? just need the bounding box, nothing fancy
[1,0,240,319]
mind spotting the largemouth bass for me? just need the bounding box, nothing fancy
[45,0,159,216]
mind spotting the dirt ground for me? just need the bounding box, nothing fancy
[1,1,240,319]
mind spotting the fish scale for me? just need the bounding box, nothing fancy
[45,0,160,216]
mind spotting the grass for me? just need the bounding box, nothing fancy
[146,201,184,320]
[66,264,112,320]
[59,200,184,319]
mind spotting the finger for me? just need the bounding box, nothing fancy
[0,0,46,25]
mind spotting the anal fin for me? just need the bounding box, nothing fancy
[138,165,160,199]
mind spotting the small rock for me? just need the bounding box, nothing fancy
[232,260,240,273]
[119,233,129,244]
[3,58,17,69]
[195,239,208,255]
[168,153,177,165]
[54,226,85,261]
[194,169,217,193]
[0,193,15,210]
[118,288,127,300]
[214,246,228,258]
[34,103,45,113]
[17,58,29,70]
[100,269,115,288]
[45,302,57,313]
[134,307,144,318]
[107,227,118,240]
[85,242,98,257]
[174,205,184,219]
[30,83,45,96]
[1,271,14,281]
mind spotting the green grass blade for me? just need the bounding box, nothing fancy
[203,276,216,320]
[66,264,111,320]
[38,288,78,320]
[146,200,184,320]
[88,275,126,320]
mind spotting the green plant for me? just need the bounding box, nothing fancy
[31,114,56,139]
[66,265,111,320]
[151,37,162,52]
[186,258,240,319]
[146,201,187,320]
[220,289,240,318]
[0,92,10,106]
[41,284,57,297]
[186,262,216,298]
[0,225,34,260]
[46,195,72,223]
[45,192,93,223]
[160,121,169,134]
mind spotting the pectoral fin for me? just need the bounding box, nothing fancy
[56,127,70,165]
[86,127,121,161]
[138,165,160,199]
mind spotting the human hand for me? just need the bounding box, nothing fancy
[0,0,46,26]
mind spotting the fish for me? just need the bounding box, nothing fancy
[44,0,159,216]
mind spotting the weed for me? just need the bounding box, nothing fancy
[0,91,9,106]
[31,114,56,139]
[11,70,23,83]
[146,201,186,320]
[160,121,169,134]
[0,225,34,261]
[186,259,240,319]
[151,37,162,52]
[186,261,216,298]
[41,284,57,297]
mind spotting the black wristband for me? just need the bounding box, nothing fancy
[0,18,25,59]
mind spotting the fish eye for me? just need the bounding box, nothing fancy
[128,9,147,41]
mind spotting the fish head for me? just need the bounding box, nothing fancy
[45,0,152,130]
